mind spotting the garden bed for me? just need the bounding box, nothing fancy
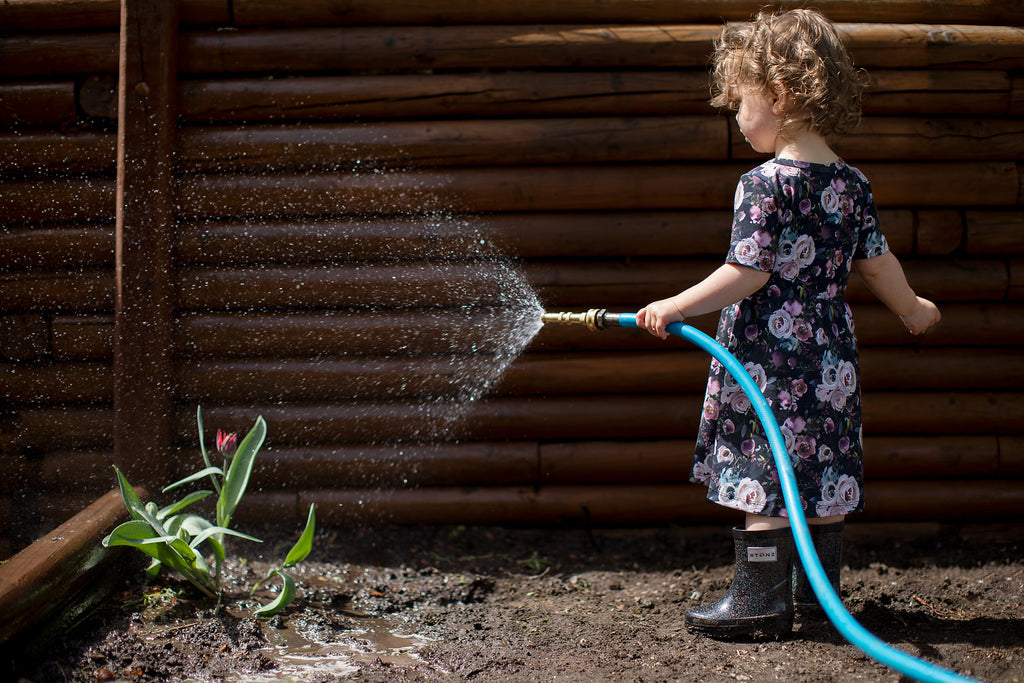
[10,522,1024,682]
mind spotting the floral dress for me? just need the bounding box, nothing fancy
[691,158,888,519]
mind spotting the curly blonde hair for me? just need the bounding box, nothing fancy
[710,8,868,138]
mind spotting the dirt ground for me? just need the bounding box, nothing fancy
[10,522,1024,683]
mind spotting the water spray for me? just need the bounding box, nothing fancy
[541,309,980,683]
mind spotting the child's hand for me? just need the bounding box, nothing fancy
[636,299,685,339]
[899,296,941,335]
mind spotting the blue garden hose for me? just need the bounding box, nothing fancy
[542,309,980,683]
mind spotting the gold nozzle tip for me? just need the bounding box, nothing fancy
[540,309,607,331]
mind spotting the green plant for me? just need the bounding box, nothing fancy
[102,407,316,617]
[252,503,316,617]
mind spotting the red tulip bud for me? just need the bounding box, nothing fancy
[216,429,238,457]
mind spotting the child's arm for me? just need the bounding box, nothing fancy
[853,251,941,335]
[636,264,770,339]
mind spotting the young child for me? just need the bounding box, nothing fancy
[636,8,940,638]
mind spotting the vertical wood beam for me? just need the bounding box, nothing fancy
[113,0,177,487]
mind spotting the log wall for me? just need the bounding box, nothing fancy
[1,0,1023,553]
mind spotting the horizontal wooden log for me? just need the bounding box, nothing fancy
[42,302,1024,363]
[177,117,728,171]
[178,24,1024,75]
[183,72,714,122]
[0,83,77,129]
[7,117,1017,178]
[539,436,1007,484]
[735,117,1024,162]
[1002,436,1024,477]
[21,478,1024,529]
[168,258,1008,313]
[0,162,1011,229]
[173,355,529,402]
[174,213,731,264]
[523,258,1009,307]
[848,302,1024,347]
[865,70,1014,116]
[225,1,1024,27]
[50,315,112,360]
[172,164,1020,221]
[0,314,50,361]
[174,210,914,264]
[294,479,1024,526]
[7,26,1024,83]
[1013,74,1024,117]
[185,393,1024,444]
[0,225,114,269]
[176,261,540,310]
[173,165,737,217]
[299,484,722,526]
[2,362,112,403]
[252,442,539,489]
[1011,259,1024,300]
[8,391,1024,450]
[0,32,119,78]
[0,347,969,405]
[176,70,1016,124]
[0,454,31,493]
[178,117,1024,173]
[0,0,227,31]
[0,178,114,225]
[914,210,963,256]
[860,480,1024,523]
[965,210,1024,255]
[0,270,113,311]
[502,348,1024,394]
[181,24,718,74]
[14,434,1024,502]
[2,0,1017,31]
[49,310,546,360]
[30,450,114,493]
[11,341,1023,405]
[0,131,115,175]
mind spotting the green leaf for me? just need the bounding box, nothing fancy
[253,571,296,618]
[112,466,146,521]
[157,490,214,520]
[283,503,316,568]
[102,520,176,550]
[103,521,214,596]
[172,514,225,567]
[163,467,223,493]
[217,414,265,528]
[189,525,263,549]
[145,558,162,578]
[197,405,221,495]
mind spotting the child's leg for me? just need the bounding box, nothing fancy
[793,515,845,618]
[745,513,844,530]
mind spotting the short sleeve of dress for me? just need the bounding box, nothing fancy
[852,176,890,260]
[725,171,779,273]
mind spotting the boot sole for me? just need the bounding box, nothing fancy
[685,613,794,639]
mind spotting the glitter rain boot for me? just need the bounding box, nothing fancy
[685,527,794,638]
[792,521,844,619]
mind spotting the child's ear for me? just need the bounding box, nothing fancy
[771,88,791,115]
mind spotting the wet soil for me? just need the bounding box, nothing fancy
[11,522,1024,682]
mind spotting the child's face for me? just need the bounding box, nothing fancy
[735,84,784,155]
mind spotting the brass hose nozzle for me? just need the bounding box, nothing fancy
[541,308,622,331]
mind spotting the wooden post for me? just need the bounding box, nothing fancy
[113,0,177,488]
